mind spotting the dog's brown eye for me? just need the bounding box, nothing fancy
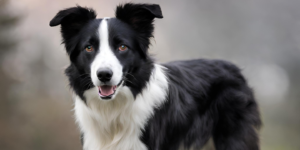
[85,45,94,52]
[119,45,128,51]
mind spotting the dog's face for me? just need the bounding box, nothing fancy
[50,4,163,101]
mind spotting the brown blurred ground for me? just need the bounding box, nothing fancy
[0,0,299,150]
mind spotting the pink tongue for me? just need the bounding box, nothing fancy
[99,85,115,96]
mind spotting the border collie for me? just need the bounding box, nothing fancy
[50,3,261,150]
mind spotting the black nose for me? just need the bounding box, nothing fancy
[97,69,113,82]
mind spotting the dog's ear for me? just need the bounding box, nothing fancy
[50,6,96,41]
[115,3,163,29]
[116,3,163,58]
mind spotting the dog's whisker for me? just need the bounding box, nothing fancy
[124,73,138,81]
[123,77,136,86]
[74,73,91,80]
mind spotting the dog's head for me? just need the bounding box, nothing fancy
[50,3,163,101]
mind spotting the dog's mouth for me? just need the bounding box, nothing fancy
[98,85,117,99]
[98,80,123,99]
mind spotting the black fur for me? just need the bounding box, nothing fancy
[50,3,261,150]
[142,59,261,150]
[50,6,98,101]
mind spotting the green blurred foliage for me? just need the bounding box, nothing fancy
[0,0,17,116]
[0,0,81,149]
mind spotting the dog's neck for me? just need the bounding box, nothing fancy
[74,64,169,150]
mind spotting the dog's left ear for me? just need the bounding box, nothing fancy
[115,3,163,26]
[116,3,162,32]
[116,3,163,57]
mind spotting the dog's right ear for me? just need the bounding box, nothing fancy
[50,6,96,41]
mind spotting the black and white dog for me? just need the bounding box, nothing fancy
[50,3,261,150]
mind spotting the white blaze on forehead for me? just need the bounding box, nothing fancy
[100,17,109,47]
[91,18,123,86]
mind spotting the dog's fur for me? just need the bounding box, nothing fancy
[50,3,261,150]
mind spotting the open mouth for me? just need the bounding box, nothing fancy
[98,80,123,99]
[98,85,117,99]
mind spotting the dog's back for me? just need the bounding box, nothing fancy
[141,59,261,150]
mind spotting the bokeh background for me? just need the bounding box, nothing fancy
[0,0,299,149]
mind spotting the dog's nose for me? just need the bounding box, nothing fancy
[97,69,113,82]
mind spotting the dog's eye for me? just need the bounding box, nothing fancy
[85,45,94,52]
[119,45,128,51]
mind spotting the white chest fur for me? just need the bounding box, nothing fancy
[74,64,169,150]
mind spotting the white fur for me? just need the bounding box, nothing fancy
[74,64,169,150]
[91,18,123,89]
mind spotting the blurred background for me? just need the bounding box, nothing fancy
[0,0,299,149]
